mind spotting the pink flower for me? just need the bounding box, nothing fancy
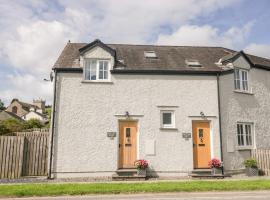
[134,159,149,169]
[208,158,222,168]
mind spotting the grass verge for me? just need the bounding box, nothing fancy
[1,180,270,197]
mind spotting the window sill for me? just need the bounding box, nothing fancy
[234,90,254,95]
[81,80,113,84]
[236,146,254,151]
[160,128,178,131]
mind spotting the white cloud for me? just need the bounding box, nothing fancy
[4,20,78,74]
[0,0,248,104]
[244,43,270,59]
[1,73,53,105]
[156,22,253,49]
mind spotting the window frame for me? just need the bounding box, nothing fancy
[144,51,157,58]
[83,58,111,82]
[234,68,249,92]
[160,110,175,129]
[236,122,255,149]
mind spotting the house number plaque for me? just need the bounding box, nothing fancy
[107,132,116,139]
[182,133,191,139]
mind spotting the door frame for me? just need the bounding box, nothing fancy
[192,120,213,169]
[117,119,139,169]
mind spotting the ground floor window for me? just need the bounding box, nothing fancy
[160,110,175,128]
[237,122,254,148]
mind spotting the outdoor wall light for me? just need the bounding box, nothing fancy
[125,111,130,118]
[200,111,205,117]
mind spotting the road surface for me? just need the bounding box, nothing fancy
[4,191,270,200]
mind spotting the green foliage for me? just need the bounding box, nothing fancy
[24,119,44,129]
[0,123,9,135]
[0,118,45,135]
[0,119,25,135]
[44,106,51,119]
[0,99,5,111]
[244,158,258,168]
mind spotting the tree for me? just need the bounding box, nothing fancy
[0,123,9,135]
[24,119,44,129]
[0,119,25,135]
[0,99,5,111]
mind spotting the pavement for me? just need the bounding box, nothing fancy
[3,191,270,200]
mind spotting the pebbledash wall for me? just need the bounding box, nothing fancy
[52,73,222,178]
[51,46,221,179]
[219,56,270,172]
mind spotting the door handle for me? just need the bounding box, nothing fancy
[119,144,122,148]
[193,143,196,147]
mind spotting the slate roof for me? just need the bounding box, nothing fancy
[0,111,24,121]
[10,99,38,111]
[53,40,270,72]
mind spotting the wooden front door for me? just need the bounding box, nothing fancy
[118,121,137,168]
[192,121,211,169]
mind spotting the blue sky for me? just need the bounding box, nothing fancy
[0,0,269,105]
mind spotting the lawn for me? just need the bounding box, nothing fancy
[1,180,270,197]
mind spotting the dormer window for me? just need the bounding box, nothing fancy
[185,59,201,67]
[144,51,157,58]
[234,68,249,91]
[84,59,110,81]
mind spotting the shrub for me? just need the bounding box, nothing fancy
[24,119,44,129]
[0,119,25,134]
[244,159,258,168]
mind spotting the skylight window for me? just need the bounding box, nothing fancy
[144,51,157,58]
[185,59,201,67]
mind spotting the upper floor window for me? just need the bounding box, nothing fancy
[234,68,249,91]
[237,122,254,149]
[144,51,157,58]
[84,59,109,81]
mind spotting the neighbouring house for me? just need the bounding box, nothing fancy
[0,110,24,121]
[21,109,48,123]
[50,39,270,179]
[218,52,270,173]
[5,99,48,122]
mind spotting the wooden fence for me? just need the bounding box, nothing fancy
[252,149,270,175]
[0,130,49,179]
[0,136,24,178]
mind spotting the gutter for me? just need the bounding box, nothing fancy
[111,69,220,75]
[217,73,224,175]
[48,69,57,179]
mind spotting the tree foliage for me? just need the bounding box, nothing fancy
[0,99,5,111]
[24,119,44,129]
[0,118,45,135]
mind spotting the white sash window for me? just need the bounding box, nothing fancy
[84,59,110,81]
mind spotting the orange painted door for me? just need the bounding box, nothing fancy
[118,121,137,168]
[192,121,211,168]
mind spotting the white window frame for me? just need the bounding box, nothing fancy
[144,51,157,58]
[83,59,111,82]
[160,110,175,129]
[234,68,249,92]
[236,122,255,149]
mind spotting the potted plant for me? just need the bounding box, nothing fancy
[208,158,222,175]
[244,158,259,176]
[134,159,148,176]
